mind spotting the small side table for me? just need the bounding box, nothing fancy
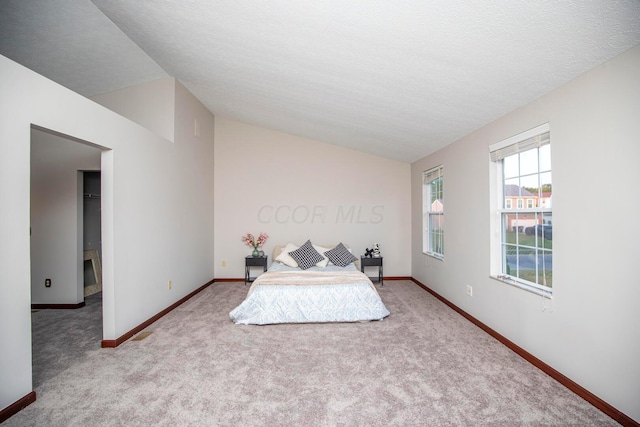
[361,256,383,285]
[245,256,268,285]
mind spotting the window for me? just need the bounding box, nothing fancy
[422,166,444,258]
[490,124,552,295]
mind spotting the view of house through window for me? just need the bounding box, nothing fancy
[491,124,552,294]
[422,166,444,259]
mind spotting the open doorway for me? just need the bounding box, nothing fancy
[83,171,102,297]
[30,127,103,387]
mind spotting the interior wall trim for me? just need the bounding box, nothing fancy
[31,302,85,310]
[0,391,36,423]
[101,279,214,348]
[410,278,638,427]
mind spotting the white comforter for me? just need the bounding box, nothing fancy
[229,264,390,325]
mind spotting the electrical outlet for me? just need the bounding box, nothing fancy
[45,278,51,288]
[466,285,473,297]
[168,280,172,290]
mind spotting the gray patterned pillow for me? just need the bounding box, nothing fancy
[324,242,358,267]
[289,240,324,270]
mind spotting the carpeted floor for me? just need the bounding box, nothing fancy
[6,281,617,426]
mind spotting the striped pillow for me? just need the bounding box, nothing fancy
[324,242,357,267]
[289,240,324,270]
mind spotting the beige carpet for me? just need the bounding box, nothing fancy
[6,281,617,426]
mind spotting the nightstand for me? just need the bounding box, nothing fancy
[245,256,268,285]
[361,256,383,285]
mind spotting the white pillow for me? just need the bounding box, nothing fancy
[313,245,331,267]
[275,242,299,267]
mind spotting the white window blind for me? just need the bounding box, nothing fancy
[490,123,550,162]
[423,166,442,184]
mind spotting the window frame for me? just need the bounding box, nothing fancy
[490,123,552,297]
[422,165,444,259]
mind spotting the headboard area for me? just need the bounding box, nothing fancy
[272,245,286,261]
[272,243,350,261]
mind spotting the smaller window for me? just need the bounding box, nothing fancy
[527,199,534,209]
[505,199,512,209]
[422,166,444,258]
[517,199,523,209]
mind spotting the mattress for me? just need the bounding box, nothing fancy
[229,263,390,325]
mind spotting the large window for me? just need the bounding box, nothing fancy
[422,166,444,259]
[490,124,552,295]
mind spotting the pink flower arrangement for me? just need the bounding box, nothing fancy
[241,232,269,249]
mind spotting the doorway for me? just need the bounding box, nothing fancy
[30,127,103,386]
[83,171,102,297]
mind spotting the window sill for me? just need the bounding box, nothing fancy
[423,252,444,261]
[490,275,552,298]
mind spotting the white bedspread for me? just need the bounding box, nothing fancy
[229,265,390,325]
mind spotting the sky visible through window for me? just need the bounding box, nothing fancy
[504,145,551,199]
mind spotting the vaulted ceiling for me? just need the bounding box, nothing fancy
[1,1,639,162]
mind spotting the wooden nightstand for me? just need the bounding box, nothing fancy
[361,256,383,285]
[245,256,268,285]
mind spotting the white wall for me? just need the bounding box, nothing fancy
[214,117,411,278]
[94,79,216,338]
[411,45,640,422]
[30,129,101,304]
[0,56,215,413]
[91,78,175,142]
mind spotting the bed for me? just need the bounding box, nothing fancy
[229,241,390,325]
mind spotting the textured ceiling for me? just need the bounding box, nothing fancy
[1,1,639,162]
[0,0,168,96]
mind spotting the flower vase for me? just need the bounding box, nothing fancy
[252,247,260,257]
